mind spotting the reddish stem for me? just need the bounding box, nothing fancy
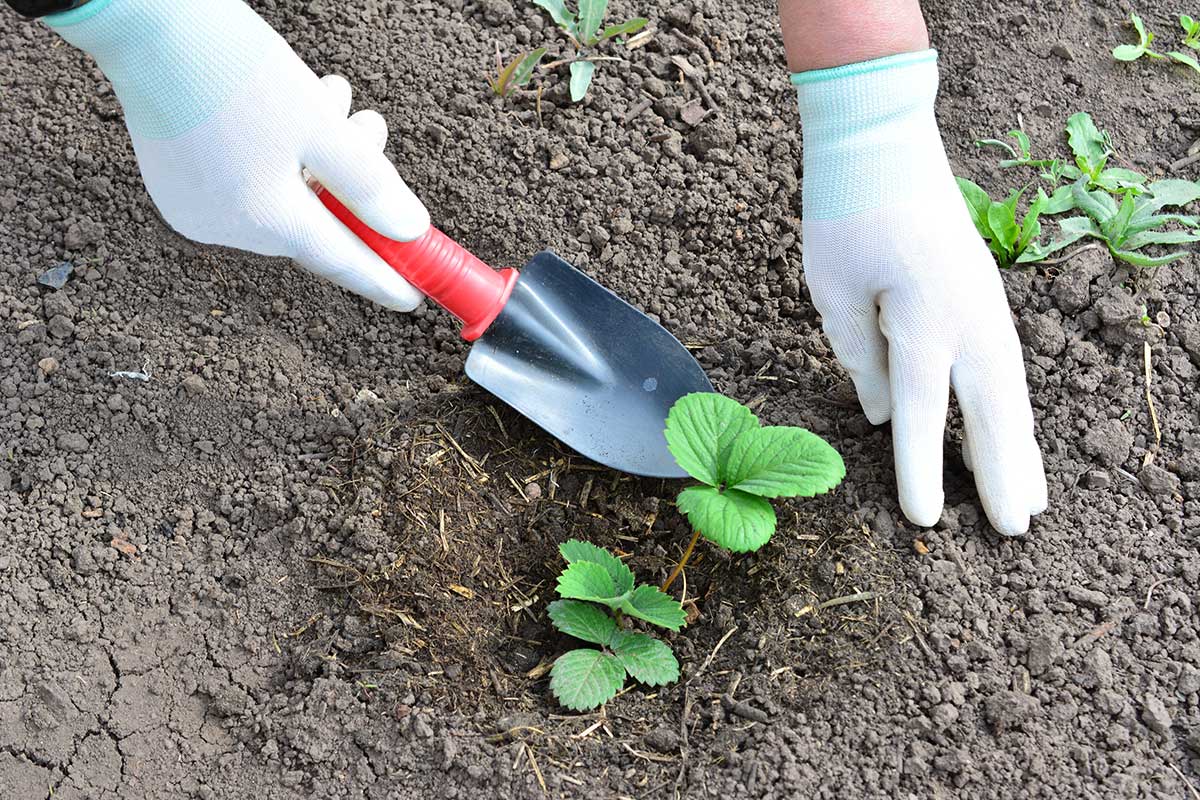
[661,530,702,594]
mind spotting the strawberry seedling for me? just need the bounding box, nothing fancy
[487,48,547,97]
[547,540,685,711]
[659,393,845,590]
[532,0,648,101]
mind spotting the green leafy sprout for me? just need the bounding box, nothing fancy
[658,393,844,591]
[548,540,685,711]
[1112,12,1200,74]
[488,47,548,97]
[962,112,1200,268]
[533,0,648,101]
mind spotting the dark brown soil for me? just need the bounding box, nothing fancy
[2,0,1200,798]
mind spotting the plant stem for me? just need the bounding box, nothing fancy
[661,529,702,594]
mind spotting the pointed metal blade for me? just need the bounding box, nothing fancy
[465,252,713,478]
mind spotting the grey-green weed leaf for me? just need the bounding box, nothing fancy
[609,631,679,686]
[1111,249,1191,267]
[556,561,619,602]
[512,48,547,87]
[1121,229,1200,250]
[575,0,610,44]
[664,393,760,486]
[677,485,775,553]
[601,17,647,40]
[722,426,845,499]
[547,599,616,645]
[1066,113,1109,175]
[619,585,687,631]
[532,0,576,30]
[1113,44,1145,60]
[550,649,625,711]
[559,539,635,594]
[569,60,596,102]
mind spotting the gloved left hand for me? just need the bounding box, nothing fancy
[47,0,428,311]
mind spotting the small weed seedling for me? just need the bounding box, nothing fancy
[1112,12,1200,74]
[659,393,845,589]
[533,0,648,101]
[1041,179,1200,267]
[487,47,547,97]
[548,540,685,711]
[956,180,1054,268]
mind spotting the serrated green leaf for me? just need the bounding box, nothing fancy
[609,631,679,686]
[548,599,616,645]
[532,0,576,31]
[576,0,609,44]
[600,17,648,40]
[569,60,596,102]
[559,539,635,594]
[1110,248,1191,267]
[1113,44,1146,61]
[550,649,625,711]
[956,177,995,240]
[618,585,687,631]
[1066,113,1109,176]
[512,47,547,87]
[664,393,760,486]
[721,426,845,498]
[557,561,619,602]
[677,485,775,553]
[1134,180,1200,218]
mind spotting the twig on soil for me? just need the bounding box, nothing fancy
[1143,342,1162,466]
[1171,764,1200,800]
[672,30,714,64]
[720,694,770,724]
[624,96,653,124]
[1144,577,1175,610]
[795,590,879,618]
[1071,619,1118,649]
[621,742,676,763]
[690,626,737,682]
[903,611,936,660]
[1036,243,1104,266]
[523,743,548,796]
[661,529,701,593]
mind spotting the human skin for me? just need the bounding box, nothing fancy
[778,0,931,71]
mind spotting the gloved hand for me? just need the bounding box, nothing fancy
[793,50,1047,536]
[47,0,428,311]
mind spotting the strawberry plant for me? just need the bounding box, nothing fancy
[1112,12,1200,75]
[659,393,845,590]
[548,540,685,711]
[532,0,648,101]
[487,48,547,97]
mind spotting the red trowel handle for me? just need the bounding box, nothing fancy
[317,187,518,341]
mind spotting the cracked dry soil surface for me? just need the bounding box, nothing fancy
[3,0,1200,797]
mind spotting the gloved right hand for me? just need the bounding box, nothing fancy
[47,0,428,311]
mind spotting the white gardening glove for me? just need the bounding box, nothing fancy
[47,0,428,311]
[793,50,1047,536]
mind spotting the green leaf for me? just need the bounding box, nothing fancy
[609,631,679,686]
[956,177,995,240]
[1009,129,1032,158]
[1120,228,1200,250]
[676,485,775,553]
[1170,50,1200,72]
[547,599,616,645]
[664,393,760,486]
[490,54,524,96]
[1073,180,1118,223]
[557,561,619,602]
[1095,167,1147,192]
[1020,216,1099,262]
[600,17,648,40]
[1113,44,1146,61]
[1131,13,1151,46]
[1103,193,1138,244]
[1134,180,1200,217]
[1043,184,1076,215]
[569,60,596,102]
[1126,213,1199,237]
[1110,248,1191,267]
[532,0,576,30]
[559,539,635,594]
[1066,112,1109,175]
[722,426,845,498]
[575,0,609,44]
[512,48,548,87]
[987,188,1023,255]
[550,649,625,711]
[618,585,687,631]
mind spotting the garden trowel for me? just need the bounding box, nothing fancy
[317,189,713,479]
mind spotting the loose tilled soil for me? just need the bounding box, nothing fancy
[3,0,1200,797]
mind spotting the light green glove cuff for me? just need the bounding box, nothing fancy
[47,0,277,140]
[790,49,942,221]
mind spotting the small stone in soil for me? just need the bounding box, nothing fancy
[57,432,89,453]
[524,482,542,499]
[983,690,1040,732]
[37,262,74,289]
[37,357,59,376]
[182,375,207,395]
[1140,695,1171,734]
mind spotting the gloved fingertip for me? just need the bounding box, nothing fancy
[863,405,892,426]
[899,489,944,529]
[369,195,431,243]
[319,74,353,117]
[989,508,1031,538]
[348,109,388,152]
